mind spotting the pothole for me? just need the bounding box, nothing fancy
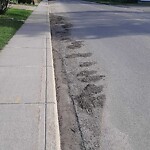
[83,84,103,95]
[50,14,72,42]
[79,61,96,67]
[67,41,83,49]
[78,75,105,83]
[62,23,73,29]
[50,14,66,25]
[66,52,92,58]
[77,70,97,77]
[61,37,71,41]
[75,84,104,114]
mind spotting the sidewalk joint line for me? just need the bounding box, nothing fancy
[5,46,46,49]
[44,36,48,150]
[0,102,55,105]
[0,66,46,68]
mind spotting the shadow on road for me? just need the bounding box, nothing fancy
[54,9,150,40]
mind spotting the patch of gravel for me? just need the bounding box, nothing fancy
[75,84,104,114]
[50,14,72,42]
[77,70,97,77]
[62,23,73,29]
[50,14,66,25]
[66,53,92,58]
[78,75,105,83]
[67,41,83,49]
[50,13,106,150]
[79,61,96,67]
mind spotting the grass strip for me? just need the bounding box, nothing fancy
[0,8,32,50]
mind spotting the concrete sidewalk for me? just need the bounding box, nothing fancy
[0,1,60,150]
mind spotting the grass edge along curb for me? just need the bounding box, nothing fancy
[0,8,32,50]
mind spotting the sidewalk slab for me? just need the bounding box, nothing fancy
[0,104,45,150]
[0,47,45,66]
[6,36,47,48]
[0,1,60,150]
[0,67,44,103]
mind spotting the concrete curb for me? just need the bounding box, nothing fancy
[46,1,61,150]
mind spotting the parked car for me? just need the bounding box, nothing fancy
[0,0,9,14]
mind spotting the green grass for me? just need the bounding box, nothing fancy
[0,8,32,50]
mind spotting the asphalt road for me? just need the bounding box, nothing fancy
[50,1,150,149]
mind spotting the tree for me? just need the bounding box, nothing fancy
[0,0,9,14]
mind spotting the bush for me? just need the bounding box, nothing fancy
[0,0,9,14]
[18,0,34,4]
